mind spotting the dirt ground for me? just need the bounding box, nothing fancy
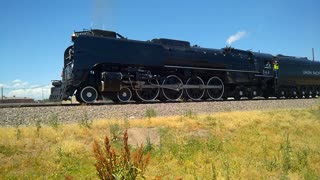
[127,127,160,146]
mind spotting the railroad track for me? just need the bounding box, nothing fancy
[0,98,318,127]
[0,97,317,109]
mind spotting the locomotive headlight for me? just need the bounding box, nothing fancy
[71,32,76,41]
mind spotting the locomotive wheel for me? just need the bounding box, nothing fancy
[135,79,160,101]
[247,88,258,100]
[131,93,142,102]
[117,87,132,102]
[75,90,84,103]
[307,89,313,98]
[315,88,320,97]
[206,77,224,100]
[298,89,305,98]
[277,90,285,99]
[312,88,317,98]
[185,76,205,101]
[291,90,297,98]
[80,86,98,103]
[157,91,167,101]
[234,89,244,100]
[162,75,184,101]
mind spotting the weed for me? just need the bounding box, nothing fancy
[182,138,203,158]
[223,158,231,180]
[205,115,217,127]
[35,119,42,137]
[212,163,217,180]
[206,137,223,152]
[166,135,204,162]
[145,108,157,119]
[0,144,19,156]
[265,156,279,172]
[123,117,130,129]
[263,136,280,171]
[296,147,309,170]
[93,130,151,179]
[183,109,197,119]
[79,111,92,128]
[109,123,121,141]
[143,136,153,154]
[48,113,59,130]
[303,168,320,180]
[280,134,292,174]
[56,147,83,177]
[158,127,170,155]
[15,126,21,140]
[13,114,22,141]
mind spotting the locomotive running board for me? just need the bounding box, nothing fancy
[121,81,223,91]
[164,65,259,73]
[132,84,223,91]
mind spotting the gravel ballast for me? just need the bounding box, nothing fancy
[0,99,318,126]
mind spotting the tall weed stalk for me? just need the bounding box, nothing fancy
[93,130,151,179]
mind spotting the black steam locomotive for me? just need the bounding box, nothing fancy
[49,29,320,103]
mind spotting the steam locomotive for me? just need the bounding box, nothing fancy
[49,29,320,103]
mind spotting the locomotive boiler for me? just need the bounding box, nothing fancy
[49,29,320,103]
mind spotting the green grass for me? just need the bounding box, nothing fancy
[0,107,320,179]
[145,107,157,119]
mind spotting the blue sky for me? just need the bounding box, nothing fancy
[1,0,320,99]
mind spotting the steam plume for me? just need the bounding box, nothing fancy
[226,31,247,46]
[92,0,114,29]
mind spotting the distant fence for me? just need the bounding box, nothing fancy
[0,85,51,102]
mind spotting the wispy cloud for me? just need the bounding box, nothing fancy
[226,31,247,46]
[7,85,51,100]
[12,79,22,84]
[0,80,51,100]
[12,79,29,88]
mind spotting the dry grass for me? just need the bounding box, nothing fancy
[0,107,320,179]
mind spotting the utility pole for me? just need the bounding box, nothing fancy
[1,87,3,103]
[312,48,315,62]
[42,88,44,101]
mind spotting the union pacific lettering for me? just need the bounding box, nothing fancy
[302,71,320,75]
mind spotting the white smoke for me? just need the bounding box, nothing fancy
[92,0,114,29]
[226,31,247,46]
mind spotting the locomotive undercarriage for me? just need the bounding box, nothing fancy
[274,85,320,99]
[73,67,230,103]
[75,83,320,104]
[73,67,320,104]
[79,75,226,103]
[59,67,320,104]
[74,67,267,103]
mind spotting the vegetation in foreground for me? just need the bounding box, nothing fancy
[0,106,320,179]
